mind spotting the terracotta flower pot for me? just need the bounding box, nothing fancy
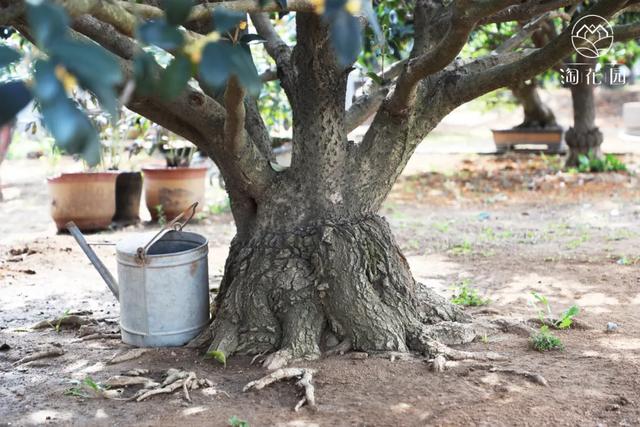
[492,128,564,153]
[142,166,207,222]
[47,172,118,232]
[113,171,142,226]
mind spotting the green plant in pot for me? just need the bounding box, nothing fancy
[97,110,151,227]
[142,126,208,222]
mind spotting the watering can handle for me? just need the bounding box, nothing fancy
[136,202,198,261]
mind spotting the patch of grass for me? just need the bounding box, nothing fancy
[229,416,249,427]
[616,256,640,266]
[451,279,490,306]
[577,151,627,173]
[566,231,590,250]
[530,325,563,352]
[449,240,473,256]
[432,221,451,233]
[209,198,231,215]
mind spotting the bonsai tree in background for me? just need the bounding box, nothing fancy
[564,9,640,166]
[1,0,639,367]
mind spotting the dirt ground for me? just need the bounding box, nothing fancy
[1,150,639,426]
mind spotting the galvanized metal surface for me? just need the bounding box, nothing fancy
[116,230,210,347]
[67,204,210,348]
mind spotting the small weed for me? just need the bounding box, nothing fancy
[451,279,490,306]
[229,416,249,427]
[530,325,563,352]
[566,232,589,250]
[540,153,563,172]
[449,240,473,256]
[54,309,70,333]
[432,221,450,233]
[480,334,489,344]
[531,292,580,329]
[65,376,106,398]
[155,204,167,226]
[617,256,640,266]
[577,151,627,173]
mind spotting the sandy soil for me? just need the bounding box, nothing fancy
[1,152,639,426]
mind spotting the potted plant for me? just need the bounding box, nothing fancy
[142,127,207,222]
[492,81,564,153]
[99,111,148,227]
[47,144,118,232]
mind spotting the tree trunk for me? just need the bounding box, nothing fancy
[510,80,558,129]
[565,58,603,167]
[197,212,470,362]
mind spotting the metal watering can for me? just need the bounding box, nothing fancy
[67,203,210,347]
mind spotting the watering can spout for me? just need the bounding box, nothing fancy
[66,222,119,300]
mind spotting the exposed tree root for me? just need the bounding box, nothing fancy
[32,315,95,330]
[244,368,317,411]
[129,369,216,402]
[107,348,150,365]
[12,347,64,366]
[489,367,549,387]
[78,332,120,341]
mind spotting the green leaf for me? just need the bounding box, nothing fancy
[0,45,21,68]
[41,97,101,166]
[33,60,65,104]
[0,81,32,127]
[366,71,383,86]
[159,55,192,99]
[229,44,261,97]
[138,20,184,50]
[163,0,193,26]
[326,8,362,66]
[212,8,246,34]
[200,42,233,89]
[205,350,226,367]
[200,42,261,96]
[50,39,123,115]
[26,2,69,48]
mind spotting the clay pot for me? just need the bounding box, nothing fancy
[113,172,142,225]
[142,166,207,222]
[623,102,640,136]
[47,172,118,232]
[492,128,564,153]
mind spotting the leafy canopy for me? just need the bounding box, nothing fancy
[0,0,371,165]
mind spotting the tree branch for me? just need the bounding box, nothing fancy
[387,0,523,114]
[345,59,406,133]
[250,13,296,98]
[481,0,581,24]
[119,0,316,22]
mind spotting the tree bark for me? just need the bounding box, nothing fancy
[197,214,470,361]
[511,80,558,129]
[565,58,603,167]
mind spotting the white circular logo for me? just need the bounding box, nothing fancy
[571,14,614,59]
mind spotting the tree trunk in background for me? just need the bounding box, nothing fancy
[565,58,603,167]
[511,80,558,129]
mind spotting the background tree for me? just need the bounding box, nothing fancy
[1,0,639,368]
